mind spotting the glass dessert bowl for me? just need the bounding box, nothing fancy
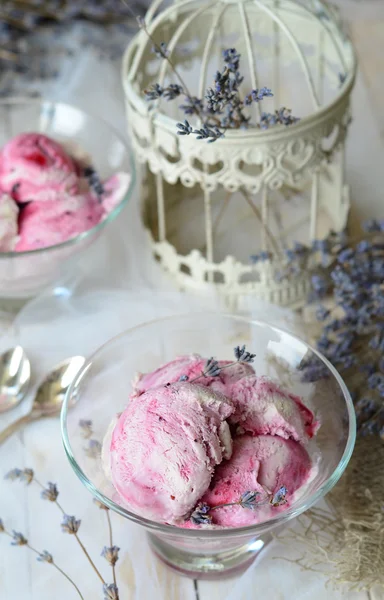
[61,313,356,580]
[0,98,136,312]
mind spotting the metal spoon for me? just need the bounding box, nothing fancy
[0,346,31,413]
[0,355,85,445]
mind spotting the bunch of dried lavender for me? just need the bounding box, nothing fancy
[141,29,299,142]
[0,0,145,92]
[2,468,120,600]
[267,220,384,439]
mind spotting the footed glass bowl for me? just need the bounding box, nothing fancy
[61,313,356,580]
[0,98,135,312]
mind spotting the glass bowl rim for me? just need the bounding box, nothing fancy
[0,97,136,258]
[61,312,356,538]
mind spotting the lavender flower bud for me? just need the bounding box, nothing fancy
[41,483,59,502]
[5,468,22,481]
[234,345,256,364]
[144,83,164,101]
[239,490,260,510]
[11,531,28,546]
[190,503,212,526]
[204,358,221,377]
[37,551,54,563]
[61,515,81,535]
[103,583,120,600]
[101,546,120,567]
[270,486,288,507]
[176,120,193,136]
[20,469,34,485]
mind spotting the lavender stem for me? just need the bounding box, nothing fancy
[106,511,117,587]
[3,530,84,599]
[33,478,106,585]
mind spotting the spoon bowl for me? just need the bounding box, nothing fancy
[0,346,31,413]
[33,356,86,416]
[0,355,85,444]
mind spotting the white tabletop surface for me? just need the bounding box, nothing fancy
[1,3,384,599]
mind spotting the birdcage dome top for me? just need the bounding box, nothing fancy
[124,0,356,133]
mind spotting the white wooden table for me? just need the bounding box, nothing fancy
[1,3,384,598]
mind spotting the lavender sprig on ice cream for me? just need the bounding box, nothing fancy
[0,132,130,252]
[100,346,320,528]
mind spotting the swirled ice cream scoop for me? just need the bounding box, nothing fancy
[200,435,312,527]
[0,133,78,203]
[107,382,234,522]
[229,375,319,443]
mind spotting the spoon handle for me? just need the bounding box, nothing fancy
[0,413,36,445]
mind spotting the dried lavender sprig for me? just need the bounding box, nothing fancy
[5,468,106,585]
[134,14,196,106]
[193,125,224,143]
[187,345,256,383]
[103,508,118,586]
[0,521,84,599]
[190,486,288,525]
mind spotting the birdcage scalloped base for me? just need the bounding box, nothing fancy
[149,233,314,310]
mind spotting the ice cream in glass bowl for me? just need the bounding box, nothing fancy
[61,313,356,579]
[0,98,135,311]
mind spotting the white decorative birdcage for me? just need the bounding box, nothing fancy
[122,0,357,308]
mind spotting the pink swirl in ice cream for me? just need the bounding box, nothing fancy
[108,382,234,522]
[0,133,131,252]
[0,133,78,203]
[229,375,319,443]
[200,435,311,527]
[15,192,103,251]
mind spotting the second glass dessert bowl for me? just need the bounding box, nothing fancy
[0,98,136,312]
[61,313,356,579]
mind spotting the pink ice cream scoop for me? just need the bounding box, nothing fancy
[200,435,312,527]
[107,382,234,523]
[15,191,104,251]
[133,354,254,397]
[0,133,78,203]
[0,193,19,251]
[229,375,318,443]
